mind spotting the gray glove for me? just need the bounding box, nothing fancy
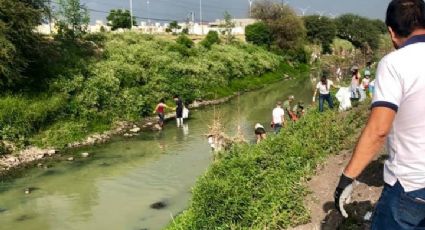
[334,174,354,218]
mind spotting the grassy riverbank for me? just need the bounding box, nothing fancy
[0,32,297,153]
[167,102,370,229]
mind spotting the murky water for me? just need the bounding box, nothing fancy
[0,77,312,230]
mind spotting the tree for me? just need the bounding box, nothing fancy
[56,0,90,39]
[222,11,235,43]
[335,14,382,51]
[0,0,47,89]
[303,15,337,54]
[107,9,136,30]
[200,31,220,49]
[252,0,306,51]
[245,21,271,47]
[168,21,181,34]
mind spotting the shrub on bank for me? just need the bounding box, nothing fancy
[168,103,369,229]
[0,32,285,149]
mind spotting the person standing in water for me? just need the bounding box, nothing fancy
[254,123,267,144]
[272,101,285,133]
[173,95,184,127]
[313,73,337,112]
[153,99,171,128]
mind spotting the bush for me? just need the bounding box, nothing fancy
[200,31,220,49]
[176,34,194,48]
[0,95,67,142]
[167,103,370,229]
[245,21,272,48]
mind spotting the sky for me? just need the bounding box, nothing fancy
[78,0,390,24]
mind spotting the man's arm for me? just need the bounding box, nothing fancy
[343,107,396,178]
[334,106,396,217]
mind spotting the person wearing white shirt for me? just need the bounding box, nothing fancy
[272,101,285,134]
[334,0,425,228]
[313,74,336,112]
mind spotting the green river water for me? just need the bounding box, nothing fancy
[0,77,313,230]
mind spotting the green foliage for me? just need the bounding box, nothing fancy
[0,0,47,90]
[106,9,137,30]
[176,34,194,48]
[245,21,272,47]
[303,15,337,54]
[167,103,370,229]
[0,95,67,142]
[0,33,282,149]
[252,0,306,51]
[56,0,90,40]
[335,14,382,51]
[200,31,221,49]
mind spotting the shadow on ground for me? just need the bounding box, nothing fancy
[320,156,386,230]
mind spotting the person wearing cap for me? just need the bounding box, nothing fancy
[254,123,267,144]
[271,101,285,133]
[334,0,425,228]
[283,95,298,121]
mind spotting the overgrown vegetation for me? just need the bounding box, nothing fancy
[0,32,285,150]
[167,102,370,229]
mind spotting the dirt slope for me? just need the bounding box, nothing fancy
[290,149,385,230]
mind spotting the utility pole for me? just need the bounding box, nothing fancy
[130,0,133,30]
[48,0,52,34]
[147,0,150,25]
[248,0,253,18]
[200,0,203,35]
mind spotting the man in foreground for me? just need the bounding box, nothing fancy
[334,0,425,229]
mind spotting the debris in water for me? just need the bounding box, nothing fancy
[81,152,90,158]
[150,201,167,210]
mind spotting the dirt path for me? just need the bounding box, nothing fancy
[290,149,386,230]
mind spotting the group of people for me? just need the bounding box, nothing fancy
[153,95,189,129]
[350,62,376,102]
[255,95,306,144]
[334,0,425,229]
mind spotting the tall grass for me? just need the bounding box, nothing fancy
[167,103,369,229]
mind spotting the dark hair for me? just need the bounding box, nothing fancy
[386,0,425,37]
[159,99,165,103]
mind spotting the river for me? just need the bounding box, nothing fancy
[0,77,313,230]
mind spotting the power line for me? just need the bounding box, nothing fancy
[49,0,179,22]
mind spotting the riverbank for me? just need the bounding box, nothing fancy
[0,62,308,177]
[166,101,370,229]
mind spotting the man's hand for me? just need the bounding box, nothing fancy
[312,96,316,103]
[334,174,354,218]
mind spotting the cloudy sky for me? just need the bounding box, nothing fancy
[79,0,390,24]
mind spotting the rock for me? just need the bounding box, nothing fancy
[150,201,167,210]
[67,157,74,161]
[81,152,90,158]
[130,127,141,133]
[124,133,132,137]
[146,122,153,126]
[36,154,44,160]
[152,124,162,131]
[47,149,56,155]
[37,163,43,168]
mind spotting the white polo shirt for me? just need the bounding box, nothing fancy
[372,35,425,192]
